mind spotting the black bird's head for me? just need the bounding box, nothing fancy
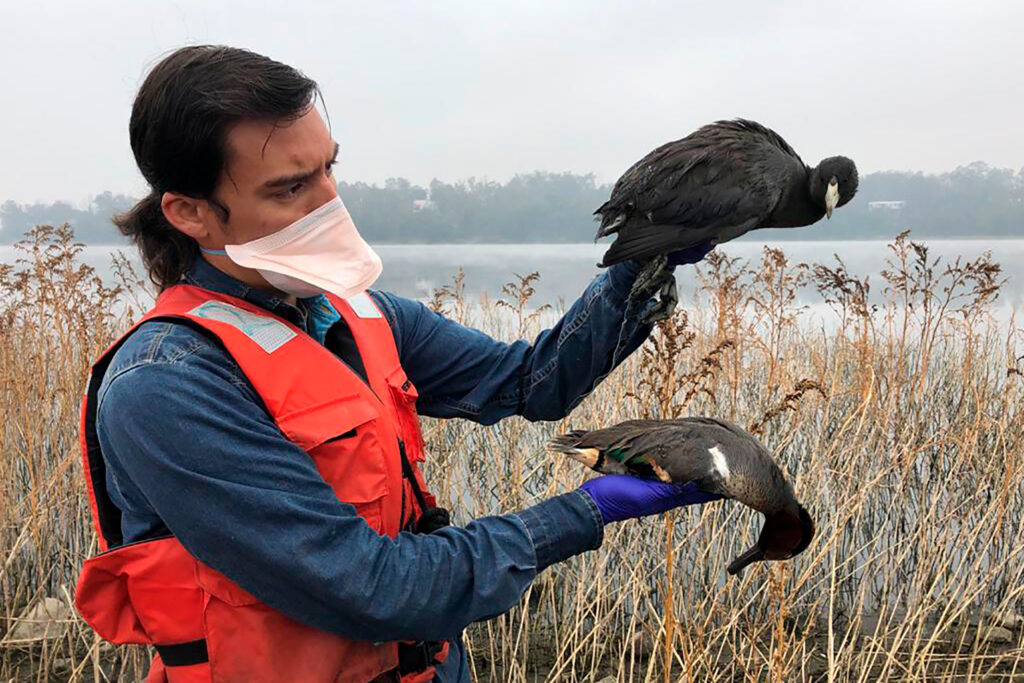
[726,503,815,576]
[812,156,859,219]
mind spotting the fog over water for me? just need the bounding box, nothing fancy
[4,239,1021,330]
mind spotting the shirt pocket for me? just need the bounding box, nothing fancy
[277,393,390,532]
[385,367,425,462]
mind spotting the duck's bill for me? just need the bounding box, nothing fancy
[727,545,766,576]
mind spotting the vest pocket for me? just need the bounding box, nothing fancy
[278,392,390,533]
[386,368,425,462]
[276,392,379,452]
[193,561,398,683]
[76,536,205,646]
[195,562,263,607]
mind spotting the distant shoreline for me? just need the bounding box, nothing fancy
[2,235,1019,248]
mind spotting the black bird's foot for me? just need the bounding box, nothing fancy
[629,255,678,324]
[629,254,669,299]
[641,272,678,324]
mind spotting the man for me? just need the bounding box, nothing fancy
[74,45,718,683]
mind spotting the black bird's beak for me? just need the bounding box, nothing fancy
[825,177,840,219]
[727,544,765,576]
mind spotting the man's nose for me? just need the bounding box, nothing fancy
[308,171,338,210]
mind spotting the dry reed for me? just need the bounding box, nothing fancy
[1,225,1022,682]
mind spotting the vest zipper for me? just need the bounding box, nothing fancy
[399,445,408,529]
[319,320,418,530]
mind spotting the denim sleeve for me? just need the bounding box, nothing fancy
[370,261,652,424]
[95,344,602,643]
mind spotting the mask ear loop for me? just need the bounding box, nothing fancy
[200,194,232,254]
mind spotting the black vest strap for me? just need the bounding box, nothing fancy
[155,639,209,667]
[83,349,125,548]
[83,316,232,549]
[397,640,444,675]
[398,441,450,534]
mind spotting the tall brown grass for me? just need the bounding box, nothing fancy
[2,225,1022,681]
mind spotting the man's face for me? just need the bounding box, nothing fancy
[205,106,339,246]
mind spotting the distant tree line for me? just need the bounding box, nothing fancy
[1,191,138,245]
[2,163,1022,245]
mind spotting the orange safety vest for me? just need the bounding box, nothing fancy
[74,284,449,683]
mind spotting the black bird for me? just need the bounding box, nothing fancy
[548,417,815,576]
[595,119,858,322]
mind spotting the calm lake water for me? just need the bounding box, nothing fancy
[3,239,1022,326]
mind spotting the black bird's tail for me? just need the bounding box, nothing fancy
[593,207,626,239]
[600,224,700,266]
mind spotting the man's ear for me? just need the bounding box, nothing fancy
[161,192,212,240]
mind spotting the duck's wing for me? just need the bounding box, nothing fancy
[635,423,737,496]
[667,416,763,447]
[665,417,793,501]
[549,421,678,480]
[563,420,665,451]
[560,422,732,495]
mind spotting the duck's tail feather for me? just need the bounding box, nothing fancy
[546,430,589,455]
[546,430,603,469]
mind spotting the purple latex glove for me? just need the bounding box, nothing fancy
[579,474,724,524]
[667,240,716,268]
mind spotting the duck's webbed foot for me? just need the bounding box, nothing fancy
[629,255,677,324]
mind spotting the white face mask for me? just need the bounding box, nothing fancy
[201,196,382,300]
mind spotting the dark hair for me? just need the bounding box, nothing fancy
[114,45,322,290]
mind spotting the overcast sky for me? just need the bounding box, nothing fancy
[2,0,1022,206]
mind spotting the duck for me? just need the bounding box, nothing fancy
[547,416,814,575]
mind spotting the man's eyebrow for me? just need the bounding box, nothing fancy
[261,141,340,190]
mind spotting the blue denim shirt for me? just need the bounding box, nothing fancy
[94,255,656,681]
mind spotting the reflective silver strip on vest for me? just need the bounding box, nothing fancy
[188,301,297,353]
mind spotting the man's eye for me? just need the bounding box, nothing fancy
[276,162,335,199]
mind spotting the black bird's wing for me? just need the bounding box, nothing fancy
[596,120,804,265]
[598,217,759,265]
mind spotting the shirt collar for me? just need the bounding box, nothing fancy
[182,257,313,332]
